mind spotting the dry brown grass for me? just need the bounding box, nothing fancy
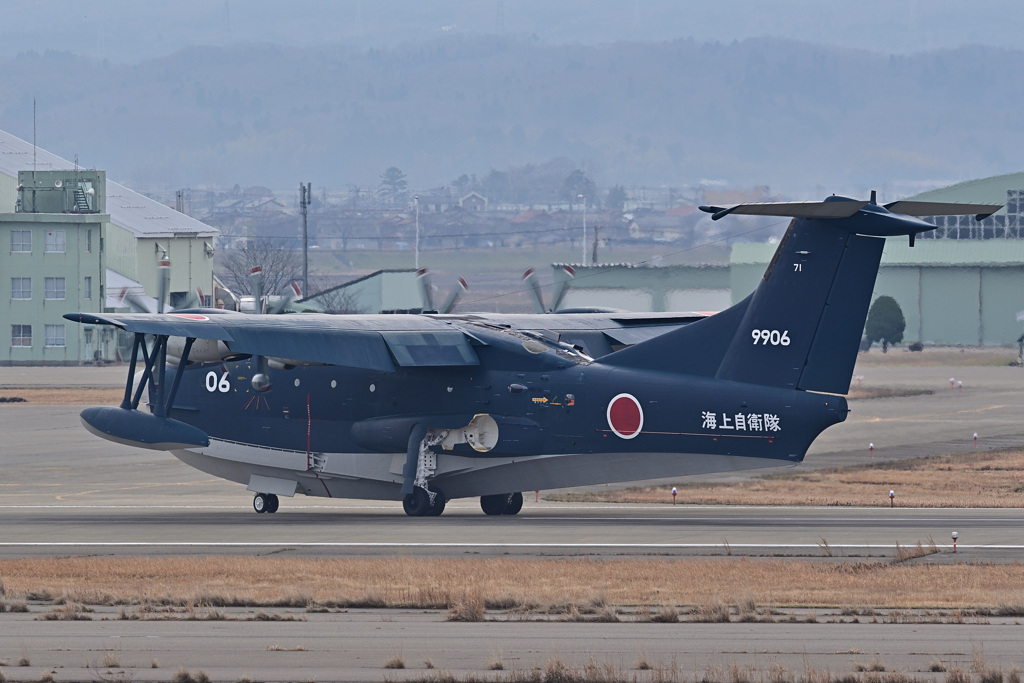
[551,448,1024,507]
[854,347,1017,367]
[2,556,1024,611]
[845,386,933,400]
[0,387,123,404]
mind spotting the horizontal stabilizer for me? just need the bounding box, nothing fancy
[882,200,1003,220]
[700,200,867,221]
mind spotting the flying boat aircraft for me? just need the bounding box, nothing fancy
[66,195,1000,516]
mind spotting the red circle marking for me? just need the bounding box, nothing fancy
[607,393,643,439]
[168,313,209,321]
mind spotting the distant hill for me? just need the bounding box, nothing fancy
[3,36,1023,195]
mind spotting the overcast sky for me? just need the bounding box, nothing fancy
[3,0,1019,61]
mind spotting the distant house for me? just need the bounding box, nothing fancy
[460,192,487,212]
[665,204,699,217]
[511,209,551,223]
[702,186,774,206]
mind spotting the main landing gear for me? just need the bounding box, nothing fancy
[403,486,446,517]
[253,492,279,514]
[480,492,523,516]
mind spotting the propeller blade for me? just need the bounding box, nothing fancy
[439,277,469,314]
[157,256,170,314]
[268,281,302,315]
[549,265,576,312]
[521,268,546,313]
[417,268,436,312]
[249,266,265,315]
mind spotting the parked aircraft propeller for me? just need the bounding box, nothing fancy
[267,280,302,315]
[521,266,575,313]
[417,269,469,314]
[156,254,170,314]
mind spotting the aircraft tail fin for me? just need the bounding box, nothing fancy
[599,197,1000,394]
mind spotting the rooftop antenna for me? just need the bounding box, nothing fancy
[32,98,37,212]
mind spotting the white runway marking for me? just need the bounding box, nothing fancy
[0,541,1017,550]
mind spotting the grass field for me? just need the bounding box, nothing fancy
[853,347,1018,367]
[547,448,1024,508]
[2,554,1023,614]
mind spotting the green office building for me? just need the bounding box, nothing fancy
[0,129,218,365]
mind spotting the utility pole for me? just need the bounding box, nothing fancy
[300,182,312,296]
[578,194,587,265]
[414,195,420,270]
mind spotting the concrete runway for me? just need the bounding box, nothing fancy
[2,363,1024,681]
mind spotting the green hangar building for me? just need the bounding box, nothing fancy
[731,238,1024,347]
[558,174,1024,347]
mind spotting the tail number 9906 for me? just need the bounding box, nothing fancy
[752,329,790,346]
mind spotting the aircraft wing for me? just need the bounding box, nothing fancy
[64,311,477,372]
[66,309,706,370]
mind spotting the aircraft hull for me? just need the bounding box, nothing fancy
[159,357,846,501]
[173,441,811,502]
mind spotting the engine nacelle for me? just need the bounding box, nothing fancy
[166,337,239,365]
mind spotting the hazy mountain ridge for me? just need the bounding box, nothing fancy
[3,35,1023,196]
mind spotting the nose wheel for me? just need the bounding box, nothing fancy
[253,492,280,514]
[480,492,523,515]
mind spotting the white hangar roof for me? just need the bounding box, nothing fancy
[0,128,217,239]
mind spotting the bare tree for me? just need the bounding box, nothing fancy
[216,239,302,297]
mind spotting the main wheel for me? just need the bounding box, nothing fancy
[403,487,433,517]
[503,491,524,515]
[253,493,268,513]
[265,493,280,514]
[480,493,506,516]
[427,489,446,517]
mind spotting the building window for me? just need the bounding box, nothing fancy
[45,230,66,253]
[45,277,66,300]
[84,276,92,300]
[45,324,65,348]
[11,277,31,300]
[86,229,92,253]
[11,230,31,253]
[11,325,31,347]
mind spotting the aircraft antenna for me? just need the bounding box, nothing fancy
[300,182,312,297]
